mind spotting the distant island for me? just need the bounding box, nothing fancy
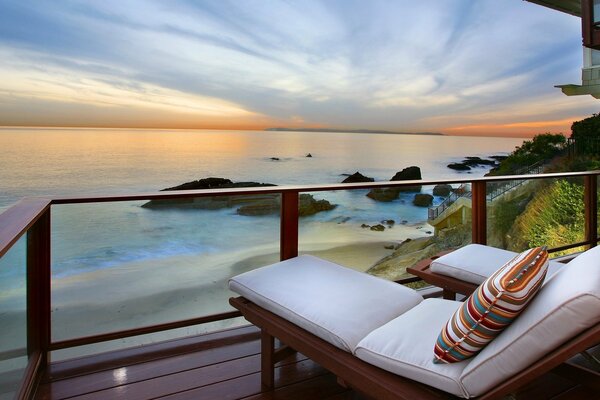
[264,127,443,136]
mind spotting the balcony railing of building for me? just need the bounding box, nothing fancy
[0,170,598,399]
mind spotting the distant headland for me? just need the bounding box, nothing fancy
[264,127,443,136]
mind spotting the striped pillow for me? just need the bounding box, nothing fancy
[433,246,549,364]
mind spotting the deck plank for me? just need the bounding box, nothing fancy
[155,358,330,400]
[34,325,593,400]
[45,325,259,381]
[239,373,348,400]
[36,341,260,399]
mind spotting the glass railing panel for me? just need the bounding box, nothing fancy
[51,195,280,358]
[487,176,586,256]
[597,174,600,243]
[298,184,472,286]
[0,237,27,399]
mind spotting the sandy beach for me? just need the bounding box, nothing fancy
[0,219,432,360]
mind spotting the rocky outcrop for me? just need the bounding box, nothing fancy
[342,171,374,183]
[413,193,433,207]
[390,166,421,181]
[299,194,337,216]
[447,163,471,171]
[366,166,422,201]
[231,193,337,217]
[143,178,336,217]
[142,178,276,209]
[433,184,452,197]
[447,156,499,171]
[367,223,471,281]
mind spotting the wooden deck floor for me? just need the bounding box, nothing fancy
[34,325,597,400]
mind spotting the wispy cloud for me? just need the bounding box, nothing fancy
[0,0,597,135]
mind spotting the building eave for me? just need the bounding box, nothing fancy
[525,0,581,17]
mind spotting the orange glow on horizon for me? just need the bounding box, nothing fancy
[443,117,581,138]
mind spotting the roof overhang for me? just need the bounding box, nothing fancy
[525,0,581,17]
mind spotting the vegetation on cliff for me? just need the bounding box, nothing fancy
[502,180,585,252]
[488,133,566,175]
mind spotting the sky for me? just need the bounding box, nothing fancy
[0,0,598,137]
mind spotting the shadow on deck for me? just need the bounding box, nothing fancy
[34,325,596,400]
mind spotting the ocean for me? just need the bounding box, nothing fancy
[0,128,524,354]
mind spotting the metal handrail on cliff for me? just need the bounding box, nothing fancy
[486,161,544,201]
[427,161,545,221]
[427,184,470,220]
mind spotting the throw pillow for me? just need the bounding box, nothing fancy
[433,246,548,364]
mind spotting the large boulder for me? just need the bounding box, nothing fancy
[391,166,422,181]
[366,166,422,201]
[236,198,279,216]
[342,171,375,183]
[298,194,337,216]
[447,163,471,171]
[366,188,401,202]
[236,193,336,217]
[413,193,433,207]
[142,178,277,209]
[433,184,452,197]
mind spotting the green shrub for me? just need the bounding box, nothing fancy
[571,113,600,140]
[508,180,584,253]
[491,133,566,175]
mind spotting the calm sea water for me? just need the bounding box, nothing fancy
[0,128,524,309]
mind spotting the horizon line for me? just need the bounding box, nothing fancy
[0,125,543,139]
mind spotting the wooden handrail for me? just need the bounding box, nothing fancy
[0,197,50,259]
[48,170,600,204]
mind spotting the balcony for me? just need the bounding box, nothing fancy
[0,171,598,399]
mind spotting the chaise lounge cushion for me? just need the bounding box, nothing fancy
[228,254,423,352]
[355,299,470,398]
[430,244,562,285]
[434,247,549,363]
[459,244,600,397]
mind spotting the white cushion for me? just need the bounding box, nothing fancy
[228,255,423,352]
[430,244,563,285]
[460,245,600,397]
[355,299,470,398]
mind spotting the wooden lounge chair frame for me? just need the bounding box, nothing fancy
[406,251,579,300]
[230,296,600,400]
[406,251,476,300]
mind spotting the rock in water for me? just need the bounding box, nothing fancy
[413,193,433,207]
[237,193,336,217]
[306,153,313,157]
[342,171,375,183]
[366,166,422,201]
[236,198,279,216]
[433,184,452,196]
[142,178,277,209]
[163,177,233,191]
[390,166,421,181]
[366,188,399,202]
[298,194,337,216]
[370,224,385,231]
[447,163,471,171]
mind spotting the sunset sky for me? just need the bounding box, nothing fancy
[0,0,598,137]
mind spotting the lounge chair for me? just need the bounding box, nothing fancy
[228,247,600,399]
[407,244,567,299]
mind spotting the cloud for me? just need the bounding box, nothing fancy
[0,0,595,135]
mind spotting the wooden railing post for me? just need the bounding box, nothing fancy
[584,175,598,248]
[280,191,299,261]
[471,181,487,245]
[27,208,51,367]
